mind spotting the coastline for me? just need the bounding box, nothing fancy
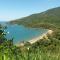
[16,30,53,46]
[28,30,53,44]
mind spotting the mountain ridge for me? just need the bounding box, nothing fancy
[10,7,60,29]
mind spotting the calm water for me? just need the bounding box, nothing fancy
[0,22,48,44]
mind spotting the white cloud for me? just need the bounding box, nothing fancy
[0,15,15,21]
[0,16,14,21]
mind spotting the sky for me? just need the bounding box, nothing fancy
[0,0,60,21]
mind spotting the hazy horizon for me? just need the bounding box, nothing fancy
[0,0,60,21]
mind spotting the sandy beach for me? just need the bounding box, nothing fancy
[16,30,53,46]
[28,30,53,44]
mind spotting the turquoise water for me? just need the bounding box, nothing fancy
[1,23,47,44]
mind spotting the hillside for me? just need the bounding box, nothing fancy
[0,7,60,60]
[10,7,60,29]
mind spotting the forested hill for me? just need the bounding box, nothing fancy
[0,7,60,60]
[10,7,60,29]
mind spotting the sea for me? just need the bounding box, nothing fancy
[0,22,48,44]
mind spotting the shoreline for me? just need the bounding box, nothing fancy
[16,30,53,46]
[28,30,53,44]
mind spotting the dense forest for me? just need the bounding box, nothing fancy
[0,7,60,60]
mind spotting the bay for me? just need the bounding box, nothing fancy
[0,22,48,44]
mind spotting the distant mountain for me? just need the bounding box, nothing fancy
[10,7,60,29]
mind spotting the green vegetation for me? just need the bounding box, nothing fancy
[0,26,60,60]
[0,7,60,60]
[11,7,60,29]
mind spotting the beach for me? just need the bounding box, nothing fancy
[28,30,53,44]
[16,30,53,46]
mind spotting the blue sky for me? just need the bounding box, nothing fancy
[0,0,60,21]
